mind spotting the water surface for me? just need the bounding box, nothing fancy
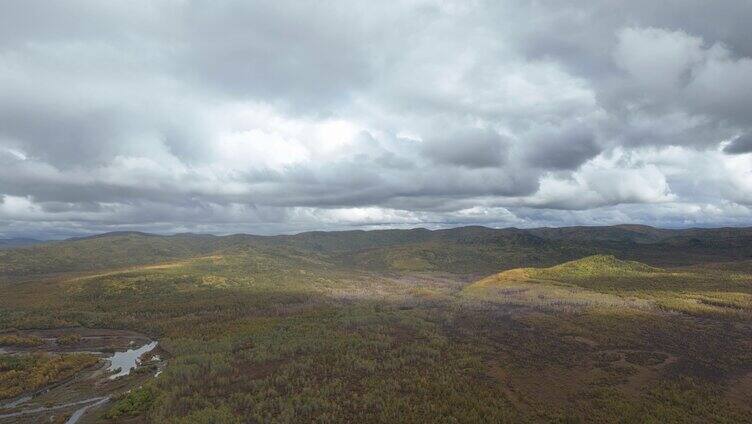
[107,341,158,379]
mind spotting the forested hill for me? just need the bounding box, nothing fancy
[2,225,752,278]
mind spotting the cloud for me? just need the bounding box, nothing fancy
[1,1,752,237]
[522,125,600,170]
[723,134,752,154]
[610,26,752,127]
[421,128,508,168]
[520,149,675,210]
[613,27,704,94]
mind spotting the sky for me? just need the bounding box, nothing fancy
[2,1,752,239]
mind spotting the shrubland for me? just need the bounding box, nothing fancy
[0,353,98,400]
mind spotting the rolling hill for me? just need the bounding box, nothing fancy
[3,225,752,279]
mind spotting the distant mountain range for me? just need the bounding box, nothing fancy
[0,238,43,249]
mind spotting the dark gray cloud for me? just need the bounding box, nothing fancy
[1,0,752,238]
[422,128,508,168]
[523,126,600,170]
[724,134,752,154]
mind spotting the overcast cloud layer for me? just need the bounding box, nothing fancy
[2,0,752,238]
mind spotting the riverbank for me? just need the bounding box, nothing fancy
[0,328,164,423]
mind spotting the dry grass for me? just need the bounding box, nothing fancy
[463,267,653,312]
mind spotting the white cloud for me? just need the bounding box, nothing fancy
[525,152,675,210]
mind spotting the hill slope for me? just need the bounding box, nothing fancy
[531,255,662,279]
[2,225,752,279]
[465,255,662,292]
